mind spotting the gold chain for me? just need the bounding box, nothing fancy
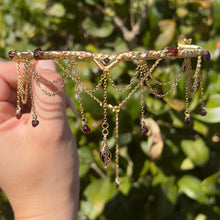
[101,70,109,138]
[191,56,202,96]
[11,40,210,187]
[115,106,120,187]
[107,69,139,92]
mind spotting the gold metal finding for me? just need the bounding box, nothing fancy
[9,38,210,187]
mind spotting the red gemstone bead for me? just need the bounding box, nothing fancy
[34,48,43,60]
[115,181,120,188]
[167,46,178,56]
[104,57,110,64]
[184,116,191,126]
[204,51,211,61]
[8,50,16,60]
[82,124,90,134]
[16,111,22,119]
[32,119,39,127]
[200,108,207,116]
[140,125,148,135]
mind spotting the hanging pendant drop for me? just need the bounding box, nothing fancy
[184,116,191,126]
[32,118,39,127]
[140,125,148,135]
[99,141,112,169]
[200,108,207,116]
[81,124,90,134]
[15,107,22,119]
[115,179,120,188]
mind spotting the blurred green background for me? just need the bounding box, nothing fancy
[0,0,220,219]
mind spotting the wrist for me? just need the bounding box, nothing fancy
[12,179,79,220]
[8,142,80,220]
[14,202,77,220]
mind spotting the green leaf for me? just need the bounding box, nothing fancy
[47,3,65,17]
[82,178,117,219]
[31,0,47,10]
[176,7,188,18]
[149,4,162,30]
[194,213,208,220]
[126,90,141,120]
[118,176,132,196]
[140,159,151,176]
[206,93,220,108]
[193,120,209,137]
[146,96,168,115]
[78,146,93,177]
[85,0,95,5]
[201,172,220,195]
[155,20,176,50]
[162,178,178,204]
[169,111,184,128]
[213,0,220,30]
[180,158,195,171]
[178,175,209,204]
[181,138,210,166]
[118,132,132,145]
[82,17,114,38]
[140,141,150,156]
[157,178,178,218]
[164,97,185,111]
[120,147,133,177]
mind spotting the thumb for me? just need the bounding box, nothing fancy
[31,60,67,128]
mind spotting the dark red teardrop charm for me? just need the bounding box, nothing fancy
[8,50,16,60]
[200,108,207,116]
[32,119,39,127]
[15,107,22,119]
[115,181,120,188]
[140,125,148,135]
[81,124,90,134]
[184,116,191,126]
[16,111,22,119]
[34,48,43,60]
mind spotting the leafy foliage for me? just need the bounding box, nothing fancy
[1,0,220,219]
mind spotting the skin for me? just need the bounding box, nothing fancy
[0,60,79,220]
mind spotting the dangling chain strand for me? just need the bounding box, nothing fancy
[139,60,149,135]
[99,70,112,169]
[115,106,120,187]
[184,57,192,126]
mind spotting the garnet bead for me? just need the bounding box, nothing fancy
[115,181,120,188]
[184,116,191,126]
[167,46,178,56]
[104,57,110,64]
[140,125,148,135]
[81,124,90,134]
[32,119,39,127]
[15,111,22,119]
[204,51,211,61]
[34,48,43,60]
[8,50,16,60]
[200,108,207,116]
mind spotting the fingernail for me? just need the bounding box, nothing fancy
[36,60,57,72]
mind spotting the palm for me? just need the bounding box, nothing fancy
[0,60,79,219]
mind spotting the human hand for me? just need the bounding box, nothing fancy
[0,60,79,220]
